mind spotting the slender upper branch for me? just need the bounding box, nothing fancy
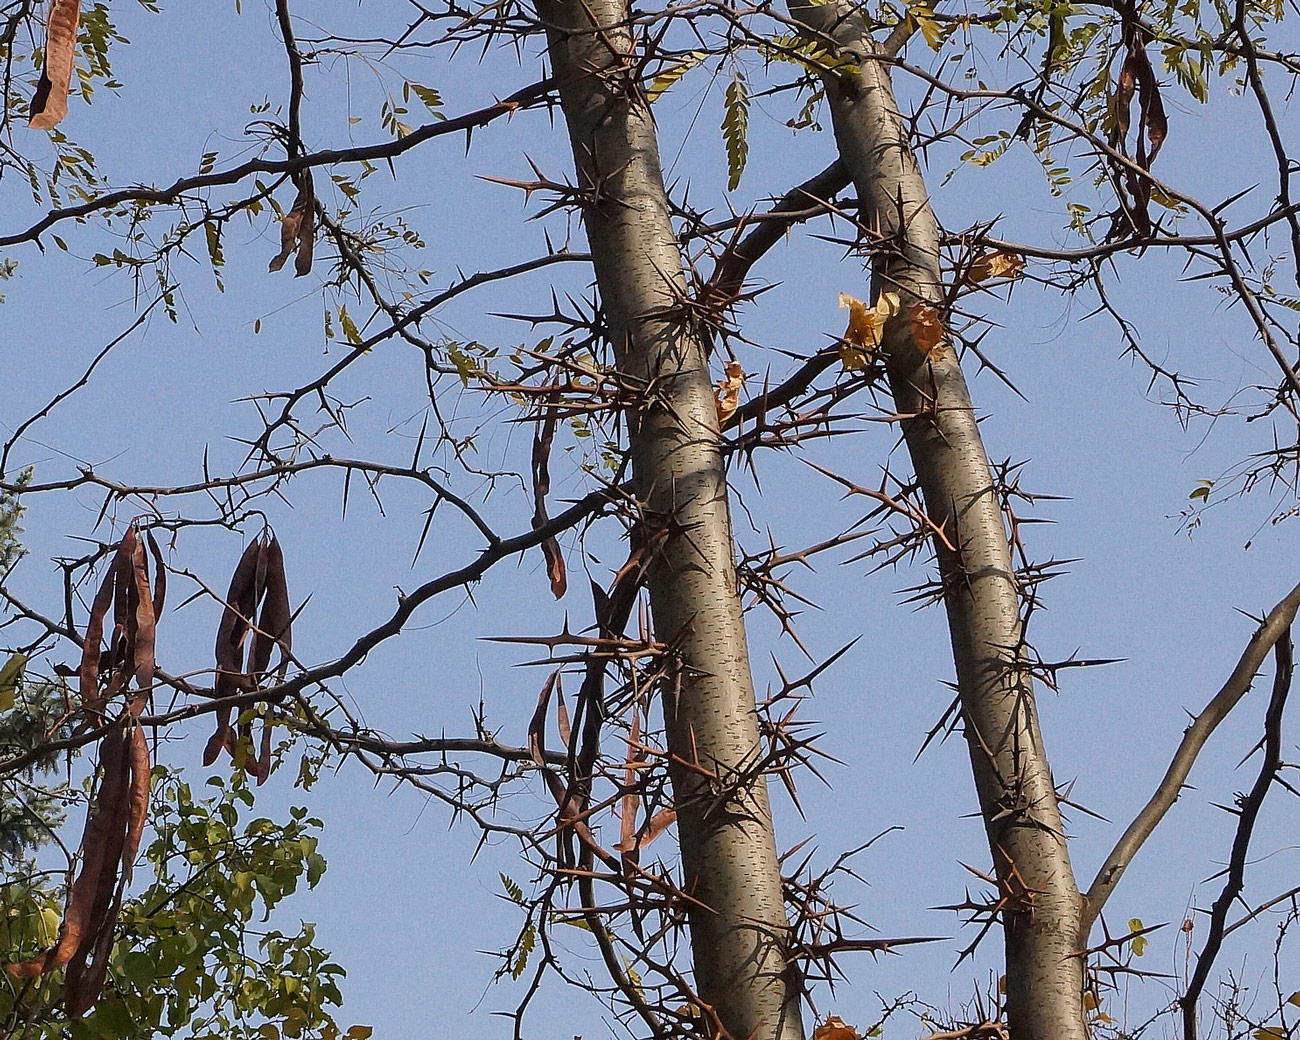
[0,79,556,250]
[704,159,851,302]
[1180,632,1293,1040]
[1082,578,1300,932]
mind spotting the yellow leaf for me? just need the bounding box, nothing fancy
[917,9,944,49]
[339,306,364,347]
[1083,992,1099,1011]
[37,907,60,945]
[966,251,1025,283]
[1288,991,1300,1008]
[0,652,25,713]
[838,291,899,370]
[1254,1028,1286,1040]
[909,303,947,355]
[839,342,870,371]
[1149,185,1188,213]
[997,974,1007,994]
[813,1015,861,1040]
[714,360,745,424]
[1095,1012,1115,1024]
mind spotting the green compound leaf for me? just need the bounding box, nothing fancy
[722,72,750,192]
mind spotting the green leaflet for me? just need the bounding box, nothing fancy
[758,35,859,76]
[646,51,707,102]
[722,72,749,192]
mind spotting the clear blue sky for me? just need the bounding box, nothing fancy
[3,1,1299,1036]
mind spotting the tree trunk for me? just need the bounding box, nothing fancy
[787,8,1088,1038]
[538,5,806,1038]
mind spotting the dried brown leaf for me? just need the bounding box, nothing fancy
[838,292,899,369]
[713,359,745,424]
[813,1016,861,1040]
[967,251,1025,283]
[636,806,677,849]
[527,670,559,770]
[294,197,316,277]
[615,808,677,854]
[556,686,571,750]
[909,303,948,356]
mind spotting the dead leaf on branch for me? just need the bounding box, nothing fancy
[909,303,948,356]
[714,359,745,424]
[813,1015,862,1040]
[966,251,1025,284]
[269,174,316,277]
[29,0,80,130]
[838,291,899,369]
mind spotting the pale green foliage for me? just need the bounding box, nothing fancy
[0,473,28,577]
[0,674,71,863]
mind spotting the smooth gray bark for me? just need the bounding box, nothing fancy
[787,8,1088,1038]
[538,4,805,1038]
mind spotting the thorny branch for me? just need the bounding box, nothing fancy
[1181,631,1294,1039]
